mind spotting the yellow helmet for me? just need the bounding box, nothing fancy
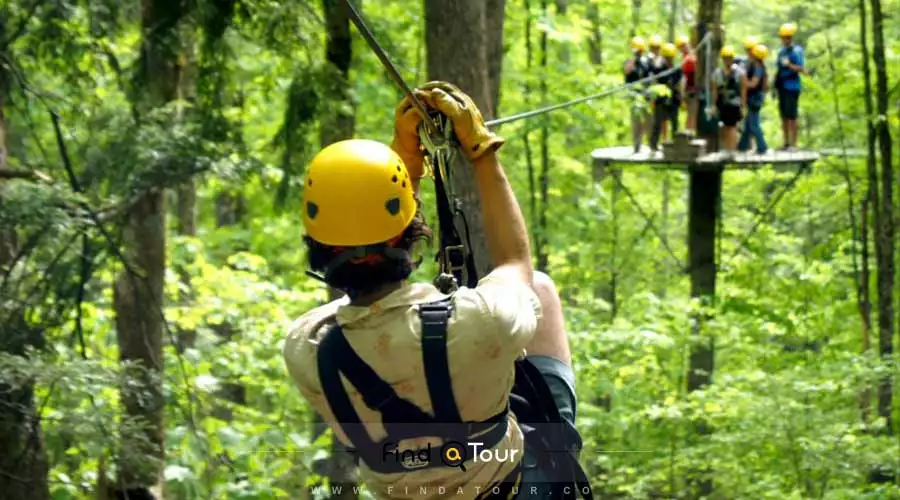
[720,45,736,58]
[743,36,759,50]
[301,139,417,246]
[675,34,690,48]
[649,35,663,48]
[661,43,678,59]
[752,44,769,60]
[779,22,797,37]
[631,36,647,51]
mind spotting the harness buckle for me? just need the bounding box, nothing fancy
[441,244,467,277]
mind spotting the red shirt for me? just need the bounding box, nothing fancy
[682,54,697,91]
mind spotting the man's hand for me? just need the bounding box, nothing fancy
[416,82,505,161]
[390,96,427,182]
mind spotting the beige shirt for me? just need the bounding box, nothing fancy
[283,272,541,499]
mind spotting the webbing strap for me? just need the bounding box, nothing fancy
[419,299,463,423]
[316,328,380,462]
[423,118,480,289]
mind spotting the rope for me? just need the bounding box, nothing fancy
[610,172,684,269]
[485,32,712,128]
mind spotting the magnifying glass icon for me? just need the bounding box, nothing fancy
[440,441,467,472]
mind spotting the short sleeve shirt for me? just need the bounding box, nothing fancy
[283,272,542,499]
[776,45,804,92]
[682,54,697,91]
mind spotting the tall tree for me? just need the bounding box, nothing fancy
[425,0,504,278]
[868,0,894,434]
[858,0,877,428]
[485,0,506,119]
[586,2,602,65]
[112,0,185,495]
[536,0,550,271]
[0,26,51,500]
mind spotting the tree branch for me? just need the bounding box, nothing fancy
[0,167,52,183]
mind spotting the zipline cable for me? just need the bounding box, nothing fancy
[485,33,712,128]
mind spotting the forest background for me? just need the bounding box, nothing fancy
[0,0,899,499]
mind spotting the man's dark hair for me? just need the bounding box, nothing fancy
[304,202,433,298]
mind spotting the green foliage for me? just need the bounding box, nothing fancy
[1,0,899,498]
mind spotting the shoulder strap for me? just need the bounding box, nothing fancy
[317,324,436,454]
[316,326,379,461]
[419,298,463,423]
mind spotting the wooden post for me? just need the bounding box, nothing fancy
[686,1,723,497]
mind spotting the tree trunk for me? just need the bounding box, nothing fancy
[860,195,873,425]
[425,0,503,279]
[869,0,894,434]
[535,0,550,272]
[659,0,679,299]
[176,29,197,238]
[112,0,184,495]
[629,0,642,39]
[485,0,506,119]
[586,2,602,65]
[0,42,51,500]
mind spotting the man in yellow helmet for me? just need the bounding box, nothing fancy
[711,46,747,152]
[737,36,758,71]
[649,43,683,151]
[285,82,585,499]
[648,34,664,72]
[625,36,652,153]
[773,22,807,150]
[675,35,698,134]
[738,44,770,155]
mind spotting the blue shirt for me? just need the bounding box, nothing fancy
[776,44,804,92]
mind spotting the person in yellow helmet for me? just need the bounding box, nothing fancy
[710,46,747,152]
[649,43,683,151]
[738,44,770,155]
[773,22,807,150]
[285,82,586,499]
[675,34,698,134]
[648,34,664,71]
[625,36,652,153]
[737,36,758,71]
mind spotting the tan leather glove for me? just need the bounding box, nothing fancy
[418,81,505,160]
[390,95,427,181]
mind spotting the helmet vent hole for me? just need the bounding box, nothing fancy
[391,175,398,183]
[307,178,312,186]
[306,202,319,219]
[396,165,402,172]
[385,197,401,215]
[402,181,406,188]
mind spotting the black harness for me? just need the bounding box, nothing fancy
[316,298,593,499]
[316,297,510,475]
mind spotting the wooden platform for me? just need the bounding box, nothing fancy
[591,134,820,172]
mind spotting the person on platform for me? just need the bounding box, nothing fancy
[738,44,770,155]
[711,46,746,152]
[649,43,683,151]
[624,36,652,153]
[647,34,664,71]
[675,34,698,135]
[772,22,807,150]
[737,36,758,70]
